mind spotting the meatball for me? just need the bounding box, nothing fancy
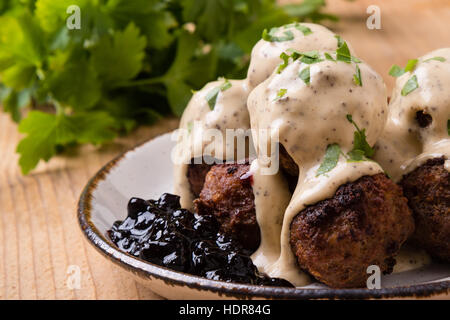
[400,157,450,262]
[194,163,260,251]
[290,173,414,288]
[187,158,212,197]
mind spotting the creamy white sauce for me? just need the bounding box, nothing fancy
[394,245,431,273]
[374,48,450,181]
[249,159,292,274]
[247,23,354,90]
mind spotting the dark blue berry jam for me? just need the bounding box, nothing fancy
[107,193,293,287]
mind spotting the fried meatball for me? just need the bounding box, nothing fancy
[187,159,212,197]
[290,173,414,288]
[194,163,260,251]
[400,157,450,262]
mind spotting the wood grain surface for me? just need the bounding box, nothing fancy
[1,0,449,300]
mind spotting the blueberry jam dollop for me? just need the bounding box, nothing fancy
[107,193,293,287]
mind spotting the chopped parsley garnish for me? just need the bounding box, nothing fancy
[346,114,374,160]
[316,115,376,175]
[334,39,363,86]
[283,22,313,36]
[277,50,323,74]
[336,41,352,63]
[277,52,291,73]
[351,56,362,63]
[295,24,312,36]
[187,121,193,134]
[316,143,341,176]
[262,28,294,42]
[389,59,420,78]
[299,51,323,64]
[388,65,406,77]
[404,59,418,72]
[299,66,310,85]
[353,64,362,86]
[274,88,287,101]
[324,52,335,61]
[335,35,344,48]
[424,56,446,63]
[390,56,446,94]
[401,75,419,96]
[220,80,232,91]
[206,79,232,110]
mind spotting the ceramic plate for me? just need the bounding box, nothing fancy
[78,132,450,299]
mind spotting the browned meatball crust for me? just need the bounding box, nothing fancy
[194,163,260,251]
[290,173,414,288]
[400,157,450,262]
[187,159,212,197]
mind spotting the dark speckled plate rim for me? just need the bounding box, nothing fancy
[77,132,450,300]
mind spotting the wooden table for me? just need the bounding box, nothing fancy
[1,0,449,299]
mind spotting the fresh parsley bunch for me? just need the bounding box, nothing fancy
[0,0,335,174]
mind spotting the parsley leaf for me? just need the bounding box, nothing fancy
[162,31,216,116]
[401,75,419,96]
[206,79,232,110]
[47,49,102,110]
[346,114,374,160]
[353,64,362,86]
[274,88,287,101]
[346,149,365,162]
[295,23,312,36]
[106,0,175,49]
[17,111,118,174]
[299,66,310,85]
[424,56,446,62]
[389,59,419,77]
[389,65,405,77]
[316,143,341,176]
[262,28,294,42]
[0,86,31,122]
[404,59,418,72]
[277,50,322,74]
[0,11,45,90]
[324,52,335,62]
[299,50,323,64]
[336,41,352,63]
[91,23,147,87]
[277,52,290,73]
[334,35,344,48]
